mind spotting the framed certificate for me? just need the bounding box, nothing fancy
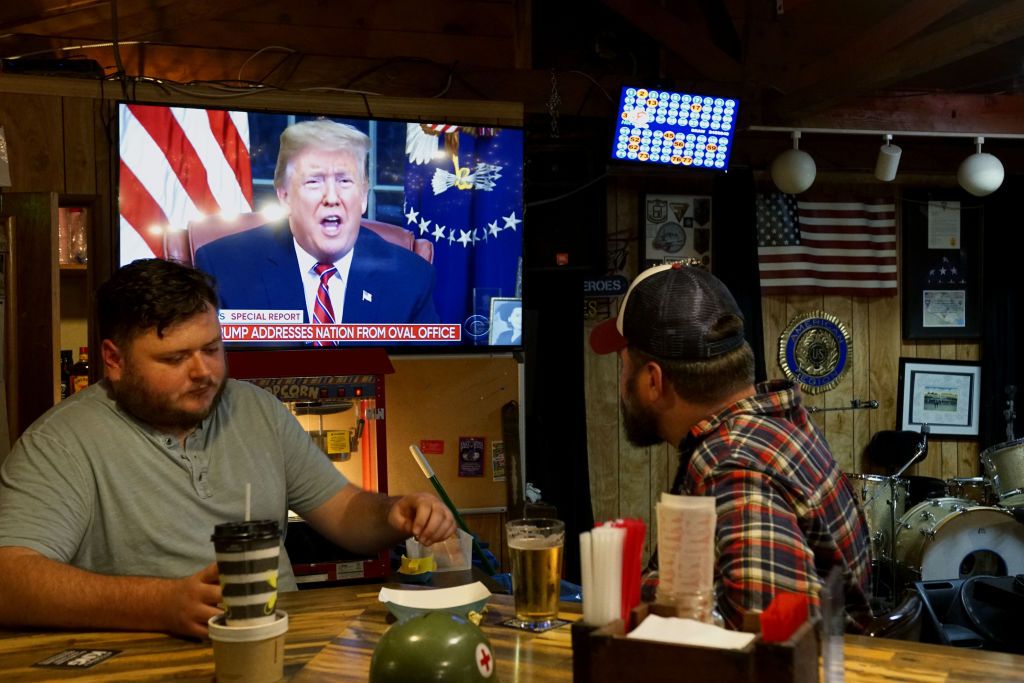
[897,358,981,437]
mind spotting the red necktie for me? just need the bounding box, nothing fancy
[312,262,338,347]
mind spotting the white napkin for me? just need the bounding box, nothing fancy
[626,614,755,650]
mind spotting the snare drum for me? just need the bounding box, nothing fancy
[945,476,996,505]
[845,473,906,561]
[894,497,1024,582]
[981,438,1024,505]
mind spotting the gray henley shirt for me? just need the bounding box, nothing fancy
[0,378,347,591]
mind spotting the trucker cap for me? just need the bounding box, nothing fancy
[589,262,746,359]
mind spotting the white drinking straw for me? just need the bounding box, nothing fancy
[580,531,595,625]
[245,482,251,522]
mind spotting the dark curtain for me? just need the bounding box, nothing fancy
[980,177,1023,449]
[522,268,594,585]
[519,115,603,584]
[712,169,768,382]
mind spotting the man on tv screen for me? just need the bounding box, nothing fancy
[195,120,439,326]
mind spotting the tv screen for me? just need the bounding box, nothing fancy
[117,103,524,351]
[611,86,737,170]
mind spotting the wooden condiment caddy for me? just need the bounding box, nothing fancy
[571,602,820,683]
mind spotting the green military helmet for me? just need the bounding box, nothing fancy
[369,611,499,682]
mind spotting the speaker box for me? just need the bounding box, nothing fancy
[524,115,607,274]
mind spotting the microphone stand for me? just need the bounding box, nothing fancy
[886,424,929,607]
[1005,385,1017,442]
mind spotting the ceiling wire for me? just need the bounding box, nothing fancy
[237,45,296,83]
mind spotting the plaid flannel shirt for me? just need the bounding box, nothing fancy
[671,380,872,630]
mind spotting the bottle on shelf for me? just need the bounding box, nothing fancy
[59,349,73,399]
[69,347,90,394]
[68,207,88,264]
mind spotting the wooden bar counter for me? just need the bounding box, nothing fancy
[1,585,1023,681]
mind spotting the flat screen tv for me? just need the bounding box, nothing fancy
[117,102,524,351]
[611,86,737,170]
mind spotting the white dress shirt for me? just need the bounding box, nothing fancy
[294,240,356,323]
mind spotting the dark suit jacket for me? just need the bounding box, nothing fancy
[194,222,439,323]
[496,330,521,345]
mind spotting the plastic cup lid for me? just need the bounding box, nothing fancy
[208,610,288,642]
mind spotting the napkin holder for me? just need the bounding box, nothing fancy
[571,603,819,683]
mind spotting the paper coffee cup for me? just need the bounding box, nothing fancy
[209,610,288,683]
[212,520,281,626]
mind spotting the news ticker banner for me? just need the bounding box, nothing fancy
[217,310,461,343]
[221,323,462,343]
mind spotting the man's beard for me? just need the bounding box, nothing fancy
[621,372,662,447]
[113,369,226,433]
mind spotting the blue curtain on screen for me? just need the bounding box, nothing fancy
[403,125,524,344]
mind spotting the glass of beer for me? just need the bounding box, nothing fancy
[506,518,565,630]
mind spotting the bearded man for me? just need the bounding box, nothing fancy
[589,262,872,631]
[0,259,453,638]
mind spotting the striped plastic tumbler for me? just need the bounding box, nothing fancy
[211,520,281,626]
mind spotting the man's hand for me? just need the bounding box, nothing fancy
[158,562,223,639]
[0,548,224,638]
[387,492,457,546]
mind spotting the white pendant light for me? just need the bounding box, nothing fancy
[770,131,816,194]
[957,136,1004,196]
[874,134,902,182]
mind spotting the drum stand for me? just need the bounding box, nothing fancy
[882,425,930,607]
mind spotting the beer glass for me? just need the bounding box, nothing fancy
[506,518,565,630]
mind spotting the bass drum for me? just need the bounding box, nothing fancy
[894,497,1024,583]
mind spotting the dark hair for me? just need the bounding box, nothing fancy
[627,315,754,405]
[97,259,220,348]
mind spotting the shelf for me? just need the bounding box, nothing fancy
[59,263,87,272]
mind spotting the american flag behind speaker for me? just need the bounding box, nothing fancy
[118,104,254,264]
[755,193,897,296]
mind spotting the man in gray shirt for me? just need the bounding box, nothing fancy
[0,259,454,638]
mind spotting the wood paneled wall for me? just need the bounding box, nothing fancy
[0,89,115,443]
[584,179,981,563]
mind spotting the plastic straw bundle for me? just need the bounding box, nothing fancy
[580,517,647,626]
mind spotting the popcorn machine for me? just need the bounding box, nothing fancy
[226,348,393,585]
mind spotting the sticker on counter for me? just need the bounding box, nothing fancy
[491,441,506,481]
[34,649,121,669]
[458,436,485,477]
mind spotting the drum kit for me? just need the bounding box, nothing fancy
[849,426,1024,611]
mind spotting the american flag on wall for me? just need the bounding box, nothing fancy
[755,193,897,296]
[118,104,254,264]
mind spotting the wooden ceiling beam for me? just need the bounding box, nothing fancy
[781,0,974,94]
[764,92,1024,136]
[10,42,617,116]
[600,0,743,83]
[221,0,516,39]
[0,1,108,33]
[2,0,270,40]
[776,0,1024,115]
[149,21,516,69]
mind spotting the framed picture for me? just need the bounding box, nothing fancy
[897,358,982,437]
[900,194,983,339]
[489,297,522,346]
[642,194,712,269]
